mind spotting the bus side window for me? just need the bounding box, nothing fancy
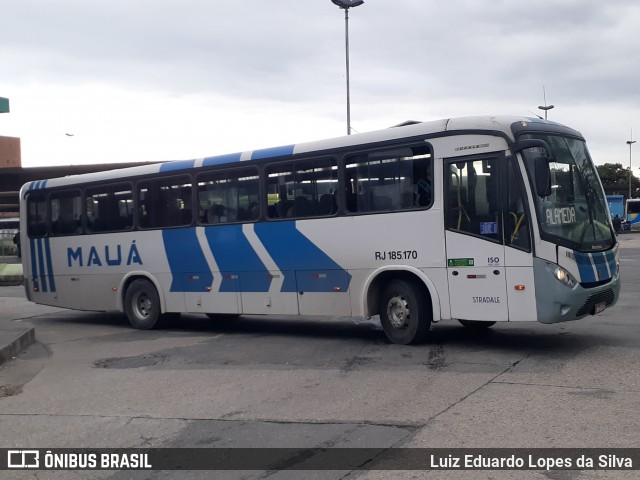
[265,159,337,219]
[50,190,82,236]
[197,167,260,225]
[345,145,432,214]
[138,176,192,229]
[86,184,133,233]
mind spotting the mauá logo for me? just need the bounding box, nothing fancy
[67,241,143,267]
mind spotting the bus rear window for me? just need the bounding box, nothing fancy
[27,193,47,238]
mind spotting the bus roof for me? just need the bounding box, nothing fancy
[21,115,580,193]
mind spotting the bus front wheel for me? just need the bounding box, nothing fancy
[124,279,163,330]
[379,279,431,345]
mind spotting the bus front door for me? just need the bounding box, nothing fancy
[445,231,508,321]
[444,156,508,322]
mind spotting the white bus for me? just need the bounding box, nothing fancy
[19,116,620,344]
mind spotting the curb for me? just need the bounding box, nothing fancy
[0,327,36,365]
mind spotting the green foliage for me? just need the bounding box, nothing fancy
[596,163,640,199]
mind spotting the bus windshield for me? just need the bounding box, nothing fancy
[521,134,615,252]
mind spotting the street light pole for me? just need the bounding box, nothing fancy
[331,0,364,135]
[344,7,352,136]
[627,131,636,201]
[538,86,554,120]
[538,105,554,120]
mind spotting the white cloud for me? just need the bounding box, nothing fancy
[1,0,639,168]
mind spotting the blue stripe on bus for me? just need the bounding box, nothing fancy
[29,239,38,289]
[251,145,295,161]
[574,251,616,283]
[26,237,56,293]
[28,180,47,190]
[253,221,351,293]
[159,160,196,173]
[36,238,48,292]
[603,250,617,280]
[574,252,596,283]
[162,229,213,292]
[203,153,242,167]
[204,225,271,292]
[44,237,56,292]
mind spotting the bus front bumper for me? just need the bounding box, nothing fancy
[533,258,621,324]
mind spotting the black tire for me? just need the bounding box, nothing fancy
[379,279,431,345]
[458,319,496,329]
[124,279,164,330]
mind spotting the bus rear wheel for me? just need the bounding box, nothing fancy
[458,319,496,328]
[379,279,431,345]
[124,279,164,330]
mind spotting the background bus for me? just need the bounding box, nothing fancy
[626,198,640,228]
[20,116,620,344]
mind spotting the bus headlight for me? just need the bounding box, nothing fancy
[549,264,577,288]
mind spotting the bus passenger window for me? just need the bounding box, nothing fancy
[197,167,259,225]
[345,145,432,214]
[50,190,82,236]
[265,159,337,219]
[86,184,133,233]
[138,175,192,229]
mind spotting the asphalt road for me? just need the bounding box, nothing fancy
[1,234,640,480]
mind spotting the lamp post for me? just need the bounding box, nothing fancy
[331,0,364,135]
[627,132,636,201]
[538,86,554,120]
[538,104,554,120]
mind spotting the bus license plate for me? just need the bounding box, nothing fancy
[594,302,606,314]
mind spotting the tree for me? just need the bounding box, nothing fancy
[596,163,640,199]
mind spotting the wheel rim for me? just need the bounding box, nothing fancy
[134,292,152,319]
[387,295,410,329]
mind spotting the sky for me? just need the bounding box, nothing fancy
[1,0,639,169]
